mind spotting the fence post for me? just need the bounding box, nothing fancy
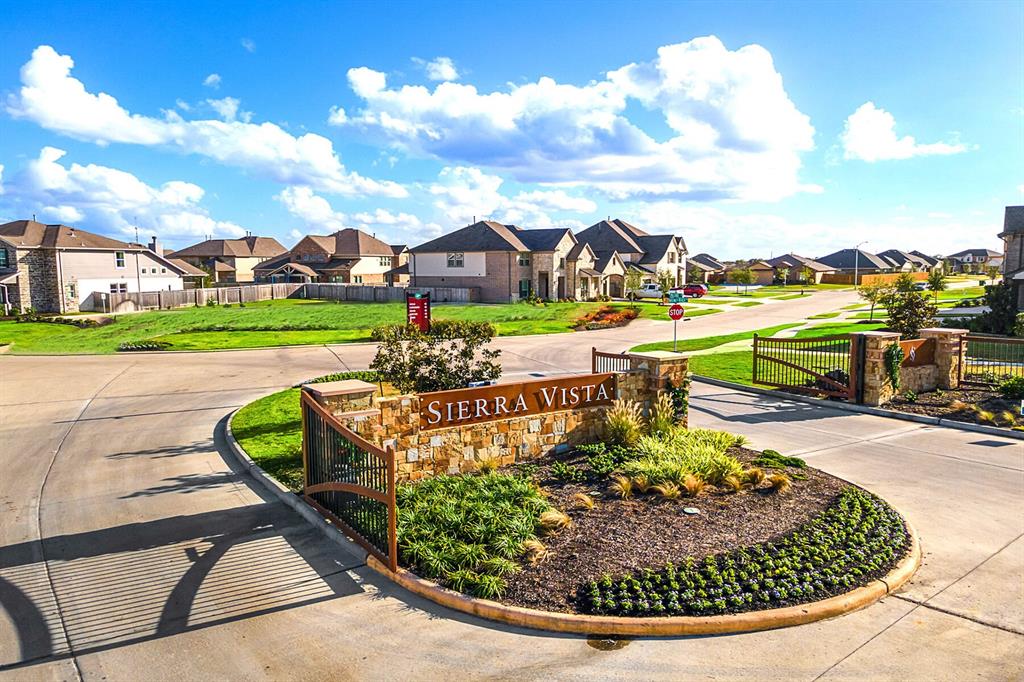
[386,444,398,572]
[591,347,597,374]
[752,334,759,386]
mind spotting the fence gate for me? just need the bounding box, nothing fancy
[753,333,864,401]
[301,391,397,570]
[592,347,632,374]
[959,335,1024,385]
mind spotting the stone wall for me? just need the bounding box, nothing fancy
[18,249,62,313]
[860,328,968,406]
[304,352,689,481]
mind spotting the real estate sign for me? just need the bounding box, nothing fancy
[419,373,617,430]
[406,291,431,332]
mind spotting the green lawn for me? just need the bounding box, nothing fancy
[630,323,801,353]
[231,387,304,491]
[792,321,886,338]
[808,312,840,319]
[0,298,675,354]
[734,301,763,307]
[688,351,758,386]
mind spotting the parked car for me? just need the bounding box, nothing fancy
[913,282,928,291]
[628,283,664,299]
[679,283,707,298]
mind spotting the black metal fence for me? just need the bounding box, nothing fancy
[592,347,632,374]
[960,335,1024,386]
[301,390,397,570]
[753,333,862,400]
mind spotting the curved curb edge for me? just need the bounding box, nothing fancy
[365,521,920,637]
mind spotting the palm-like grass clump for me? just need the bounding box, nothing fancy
[619,428,745,486]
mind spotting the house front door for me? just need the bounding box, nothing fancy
[539,272,549,299]
[557,276,565,299]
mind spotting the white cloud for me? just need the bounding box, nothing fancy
[7,45,407,198]
[337,36,816,201]
[0,164,4,196]
[241,38,256,53]
[206,96,252,123]
[840,102,969,162]
[276,186,441,242]
[203,73,221,89]
[1017,184,1024,194]
[413,57,460,82]
[275,186,347,231]
[429,166,590,228]
[2,147,248,239]
[175,98,191,111]
[927,211,952,219]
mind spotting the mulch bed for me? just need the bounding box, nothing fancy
[889,386,1022,430]
[500,447,849,614]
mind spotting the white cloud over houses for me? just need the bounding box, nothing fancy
[275,186,440,242]
[203,73,221,89]
[840,102,969,162]
[413,56,460,82]
[336,36,816,201]
[3,147,248,239]
[7,45,408,198]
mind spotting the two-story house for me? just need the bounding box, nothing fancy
[573,219,688,290]
[765,254,837,284]
[999,206,1024,310]
[0,219,188,313]
[254,228,397,283]
[947,248,1003,274]
[168,234,287,283]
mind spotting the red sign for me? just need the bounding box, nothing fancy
[668,304,685,320]
[407,292,431,332]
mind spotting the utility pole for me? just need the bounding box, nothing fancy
[854,240,868,289]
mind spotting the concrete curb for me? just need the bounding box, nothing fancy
[224,409,370,558]
[692,375,1024,441]
[365,524,920,637]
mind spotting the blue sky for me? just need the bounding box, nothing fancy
[1,0,1020,258]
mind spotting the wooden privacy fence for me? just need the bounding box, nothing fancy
[300,390,398,570]
[959,335,1024,385]
[819,271,929,286]
[105,283,303,312]
[753,333,864,401]
[592,347,632,374]
[304,283,479,303]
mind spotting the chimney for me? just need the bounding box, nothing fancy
[148,236,161,254]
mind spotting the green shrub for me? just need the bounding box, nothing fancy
[752,449,807,469]
[606,399,644,447]
[370,320,501,393]
[619,428,744,485]
[647,393,677,437]
[581,487,909,617]
[396,473,551,596]
[551,460,586,483]
[998,376,1024,400]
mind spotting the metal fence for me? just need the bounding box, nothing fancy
[753,333,862,400]
[301,390,397,570]
[959,335,1024,385]
[592,347,632,374]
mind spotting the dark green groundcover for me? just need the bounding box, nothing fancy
[578,487,909,616]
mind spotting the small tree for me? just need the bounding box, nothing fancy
[775,267,790,286]
[894,272,916,292]
[625,268,643,306]
[688,265,704,284]
[370,320,501,393]
[800,265,814,285]
[881,288,937,338]
[656,268,675,304]
[986,264,1001,284]
[731,267,754,294]
[958,283,1019,336]
[926,269,947,303]
[858,282,890,321]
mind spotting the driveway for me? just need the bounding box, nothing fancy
[2,290,1021,680]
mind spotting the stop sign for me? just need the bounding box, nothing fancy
[668,304,685,320]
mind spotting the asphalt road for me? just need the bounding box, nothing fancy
[2,290,1022,681]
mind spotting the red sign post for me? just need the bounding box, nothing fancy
[406,291,431,332]
[668,303,684,351]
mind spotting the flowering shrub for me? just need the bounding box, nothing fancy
[575,305,638,330]
[580,487,909,616]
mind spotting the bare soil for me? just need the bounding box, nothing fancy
[889,386,1022,430]
[501,447,849,614]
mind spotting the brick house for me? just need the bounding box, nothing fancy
[688,253,727,283]
[765,253,837,284]
[0,219,188,313]
[168,234,287,283]
[947,248,1003,274]
[574,219,688,290]
[876,249,940,272]
[254,228,397,283]
[998,206,1024,310]
[816,248,894,275]
[384,244,410,285]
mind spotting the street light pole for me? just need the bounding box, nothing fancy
[854,240,868,289]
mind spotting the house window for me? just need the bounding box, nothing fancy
[559,257,566,269]
[354,275,363,283]
[379,256,391,267]
[518,253,531,266]
[109,283,127,294]
[161,267,166,273]
[668,253,676,264]
[447,252,464,268]
[115,251,125,268]
[0,249,7,267]
[518,279,531,298]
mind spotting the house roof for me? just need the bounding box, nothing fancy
[0,269,19,284]
[909,250,942,267]
[319,258,359,273]
[329,228,395,256]
[766,253,836,273]
[575,220,644,255]
[636,235,676,265]
[516,228,574,252]
[626,262,656,274]
[253,253,291,272]
[947,248,1002,259]
[0,219,136,250]
[262,261,319,278]
[211,260,236,272]
[690,253,726,270]
[169,235,287,259]
[610,219,649,238]
[816,249,890,270]
[594,251,624,273]
[1000,206,1024,237]
[579,268,602,277]
[411,221,530,253]
[385,262,410,277]
[748,260,774,271]
[166,258,206,277]
[390,244,408,255]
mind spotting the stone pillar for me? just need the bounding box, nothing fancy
[859,331,902,406]
[301,379,381,439]
[920,327,969,389]
[627,350,690,427]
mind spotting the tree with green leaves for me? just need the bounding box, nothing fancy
[775,267,790,285]
[986,264,1001,284]
[688,265,704,284]
[894,272,916,292]
[880,288,937,338]
[858,281,891,321]
[370,320,501,393]
[625,268,644,305]
[926,269,947,303]
[731,267,754,294]
[800,265,814,285]
[656,268,675,304]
